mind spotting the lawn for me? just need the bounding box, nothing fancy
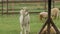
[0,14,43,34]
[0,13,60,34]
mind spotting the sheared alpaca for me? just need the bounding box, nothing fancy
[19,7,30,34]
[51,8,59,19]
[39,12,48,20]
[39,8,59,20]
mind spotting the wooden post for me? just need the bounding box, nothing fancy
[53,0,55,8]
[7,0,8,15]
[48,0,51,19]
[12,0,14,14]
[2,0,3,15]
[47,0,51,34]
[45,0,46,12]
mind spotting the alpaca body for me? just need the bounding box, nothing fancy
[20,7,30,34]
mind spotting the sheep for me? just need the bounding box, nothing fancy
[41,25,56,34]
[19,7,30,34]
[39,12,48,20]
[51,8,59,19]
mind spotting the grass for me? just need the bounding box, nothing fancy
[0,14,60,34]
[0,1,60,34]
[0,14,20,34]
[0,14,43,34]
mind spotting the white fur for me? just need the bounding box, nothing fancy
[19,7,30,34]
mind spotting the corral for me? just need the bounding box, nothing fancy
[0,0,60,34]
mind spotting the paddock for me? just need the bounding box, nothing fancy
[0,13,60,34]
[0,0,60,34]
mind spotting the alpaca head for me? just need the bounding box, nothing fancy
[22,7,27,10]
[20,7,28,16]
[20,7,27,14]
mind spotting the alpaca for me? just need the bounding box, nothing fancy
[19,7,30,34]
[39,8,59,20]
[39,12,48,20]
[51,8,59,19]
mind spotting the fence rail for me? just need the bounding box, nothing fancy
[0,0,60,3]
[0,0,56,14]
[0,12,41,14]
[0,1,45,3]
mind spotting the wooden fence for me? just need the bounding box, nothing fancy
[0,0,56,14]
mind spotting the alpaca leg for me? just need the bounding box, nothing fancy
[27,25,30,34]
[40,15,43,20]
[20,30,22,34]
[27,26,30,34]
[55,13,58,19]
[57,14,59,19]
[54,15,56,19]
[24,26,26,34]
[20,24,23,34]
[26,22,30,34]
[40,16,42,20]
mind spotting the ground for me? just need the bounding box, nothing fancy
[0,14,60,34]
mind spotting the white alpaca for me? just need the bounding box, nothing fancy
[19,7,30,34]
[51,8,59,19]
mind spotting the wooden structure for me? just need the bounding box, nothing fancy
[1,0,56,14]
[1,0,50,15]
[39,0,60,34]
[2,0,3,15]
[1,0,60,34]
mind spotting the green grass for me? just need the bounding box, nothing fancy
[0,14,43,34]
[0,14,20,34]
[0,14,60,34]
